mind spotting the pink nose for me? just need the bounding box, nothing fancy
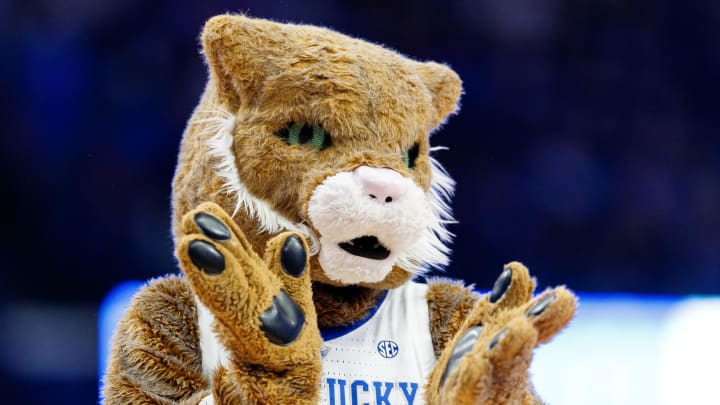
[354,166,407,204]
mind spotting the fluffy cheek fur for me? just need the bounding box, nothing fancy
[308,171,431,284]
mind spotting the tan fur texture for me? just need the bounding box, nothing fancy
[103,276,210,404]
[104,14,576,404]
[425,263,576,405]
[426,278,482,357]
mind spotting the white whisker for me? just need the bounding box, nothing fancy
[200,107,320,255]
[397,147,455,274]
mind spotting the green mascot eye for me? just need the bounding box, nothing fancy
[276,122,332,150]
[403,142,420,168]
[310,125,327,150]
[287,123,303,145]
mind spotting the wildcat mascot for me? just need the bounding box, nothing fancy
[103,15,576,405]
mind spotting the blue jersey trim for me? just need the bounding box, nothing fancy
[319,290,389,341]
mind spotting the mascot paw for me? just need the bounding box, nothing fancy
[176,202,321,367]
[433,263,576,405]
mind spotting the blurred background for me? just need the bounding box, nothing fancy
[1,0,719,403]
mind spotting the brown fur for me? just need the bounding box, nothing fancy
[312,282,385,328]
[426,278,482,357]
[104,14,576,404]
[103,276,209,404]
[425,262,576,405]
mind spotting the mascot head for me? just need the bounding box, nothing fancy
[172,15,462,290]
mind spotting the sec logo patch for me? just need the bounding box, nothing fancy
[377,340,399,358]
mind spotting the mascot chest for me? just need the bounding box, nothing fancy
[197,282,435,405]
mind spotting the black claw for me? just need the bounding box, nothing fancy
[259,290,305,345]
[440,325,482,386]
[489,267,512,303]
[488,328,508,350]
[526,293,557,317]
[194,213,231,241]
[280,236,307,277]
[188,240,226,275]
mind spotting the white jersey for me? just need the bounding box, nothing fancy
[318,282,436,405]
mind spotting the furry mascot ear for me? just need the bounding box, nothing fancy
[202,14,463,128]
[201,15,281,110]
[414,62,463,129]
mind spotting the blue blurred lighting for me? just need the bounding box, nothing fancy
[531,293,720,404]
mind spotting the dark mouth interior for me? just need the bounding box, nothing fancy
[338,236,391,260]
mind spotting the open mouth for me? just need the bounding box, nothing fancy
[338,236,391,260]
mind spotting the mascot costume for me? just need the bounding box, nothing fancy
[103,15,576,404]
